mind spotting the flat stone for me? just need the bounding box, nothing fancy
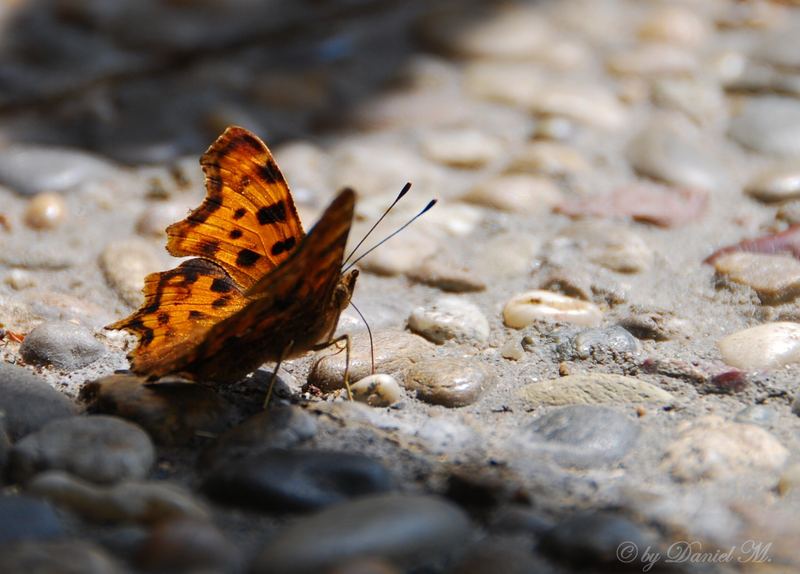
[9,415,155,484]
[308,330,435,392]
[408,259,486,293]
[99,238,163,307]
[405,357,493,408]
[0,540,122,574]
[503,290,603,329]
[0,363,76,440]
[745,162,800,203]
[713,252,800,304]
[508,141,590,176]
[524,405,640,469]
[408,296,490,344]
[729,96,800,157]
[559,221,653,273]
[19,321,105,370]
[662,416,789,482]
[718,322,800,370]
[608,44,698,77]
[474,232,540,279]
[0,494,63,545]
[618,310,688,341]
[462,174,562,214]
[420,128,504,168]
[251,494,471,574]
[203,449,394,512]
[80,374,235,446]
[520,374,673,406]
[27,471,209,525]
[637,6,709,46]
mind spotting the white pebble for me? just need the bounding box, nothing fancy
[718,322,800,371]
[503,290,602,329]
[350,374,402,407]
[24,193,67,230]
[420,128,504,169]
[463,174,562,214]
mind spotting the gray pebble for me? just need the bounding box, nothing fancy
[19,321,105,371]
[408,296,490,344]
[729,96,800,157]
[203,449,394,512]
[9,415,155,484]
[252,494,471,574]
[735,405,778,426]
[0,494,63,545]
[562,325,640,360]
[525,405,640,468]
[405,357,493,407]
[0,363,76,440]
[0,540,123,574]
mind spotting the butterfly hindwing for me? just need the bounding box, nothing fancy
[166,126,305,290]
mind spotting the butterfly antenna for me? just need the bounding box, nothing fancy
[343,198,437,273]
[342,182,412,267]
[349,301,375,374]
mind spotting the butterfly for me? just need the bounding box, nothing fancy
[107,126,359,400]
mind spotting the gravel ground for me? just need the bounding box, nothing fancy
[1,1,800,573]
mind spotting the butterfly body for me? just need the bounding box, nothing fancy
[108,127,357,385]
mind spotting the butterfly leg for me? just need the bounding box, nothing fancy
[264,341,294,408]
[311,334,353,400]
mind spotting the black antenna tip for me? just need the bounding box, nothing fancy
[398,182,412,200]
[422,199,437,213]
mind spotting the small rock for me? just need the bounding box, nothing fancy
[508,141,590,176]
[503,290,603,329]
[462,174,563,214]
[704,224,800,264]
[408,259,486,293]
[24,193,67,230]
[618,310,687,341]
[607,44,698,76]
[135,200,195,238]
[19,321,105,370]
[308,330,434,391]
[81,374,235,446]
[651,78,727,127]
[729,96,800,157]
[351,374,403,407]
[558,221,653,273]
[408,296,490,344]
[203,449,394,512]
[735,405,778,426]
[251,494,471,574]
[405,357,493,408]
[571,326,641,359]
[627,118,724,191]
[745,162,800,203]
[540,512,653,567]
[28,470,210,525]
[718,322,800,370]
[637,6,709,46]
[136,519,242,574]
[9,415,155,484]
[519,374,673,406]
[662,416,789,482]
[0,363,76,440]
[356,229,439,276]
[524,405,640,468]
[420,128,504,168]
[777,200,800,224]
[526,84,627,131]
[713,252,800,304]
[0,540,122,574]
[99,239,163,307]
[0,494,63,545]
[474,232,540,279]
[500,337,524,361]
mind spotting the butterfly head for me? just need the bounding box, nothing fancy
[333,269,359,313]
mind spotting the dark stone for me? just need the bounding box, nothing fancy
[0,494,63,545]
[203,449,394,512]
[19,321,105,370]
[0,363,77,440]
[136,518,242,573]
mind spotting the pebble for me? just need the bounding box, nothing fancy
[607,44,698,77]
[572,326,640,359]
[19,321,105,370]
[9,415,155,484]
[407,296,490,344]
[28,470,210,525]
[0,494,63,545]
[24,192,67,229]
[729,96,800,157]
[474,232,540,279]
[355,228,438,276]
[539,511,653,567]
[524,84,627,131]
[745,162,800,203]
[508,141,590,177]
[408,259,486,293]
[420,128,504,168]
[735,405,778,427]
[308,330,434,392]
[351,374,403,407]
[0,540,122,574]
[404,357,493,408]
[713,252,800,304]
[500,337,525,361]
[637,6,710,47]
[80,374,235,446]
[662,416,789,482]
[136,519,242,574]
[777,200,800,224]
[251,494,471,574]
[650,78,727,127]
[519,374,673,407]
[627,118,724,191]
[503,290,603,329]
[618,310,688,341]
[134,199,195,238]
[462,174,563,214]
[0,144,121,196]
[203,449,394,512]
[718,322,800,370]
[558,221,653,273]
[524,405,640,469]
[0,363,77,440]
[99,238,163,307]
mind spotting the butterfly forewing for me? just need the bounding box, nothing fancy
[166,126,305,290]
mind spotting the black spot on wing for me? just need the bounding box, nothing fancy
[236,248,262,267]
[270,236,296,256]
[212,297,229,309]
[157,312,170,325]
[258,160,282,184]
[210,278,233,293]
[200,241,220,257]
[140,327,154,346]
[229,229,243,240]
[257,201,287,225]
[189,310,205,320]
[233,208,247,220]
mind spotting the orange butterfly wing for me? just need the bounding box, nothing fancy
[166,126,305,290]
